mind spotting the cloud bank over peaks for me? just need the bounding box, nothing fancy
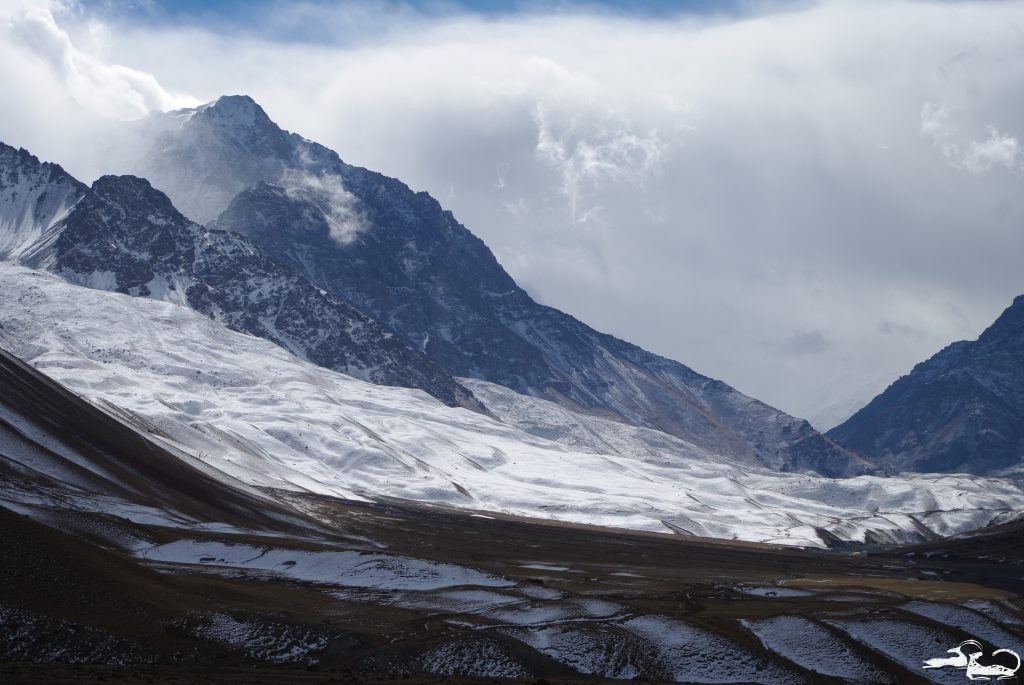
[5,0,1024,427]
[3,1,197,121]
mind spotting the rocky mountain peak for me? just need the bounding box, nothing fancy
[980,294,1024,346]
[186,94,285,139]
[202,94,267,122]
[0,140,88,261]
[0,141,85,194]
[90,174,178,211]
[0,142,37,170]
[187,95,285,145]
[67,175,194,250]
[830,291,1024,474]
[129,96,300,224]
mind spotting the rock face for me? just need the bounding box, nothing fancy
[0,143,87,260]
[0,148,479,409]
[829,296,1024,474]
[134,95,867,476]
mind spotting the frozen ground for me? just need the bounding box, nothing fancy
[181,613,328,665]
[825,618,967,685]
[742,615,894,683]
[900,600,1023,649]
[622,615,804,684]
[3,264,1024,547]
[137,538,512,590]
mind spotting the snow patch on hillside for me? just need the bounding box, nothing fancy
[138,538,511,590]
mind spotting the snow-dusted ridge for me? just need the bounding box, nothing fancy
[2,264,1021,548]
[5,164,480,411]
[0,143,86,261]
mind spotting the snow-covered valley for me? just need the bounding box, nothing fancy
[2,264,1021,548]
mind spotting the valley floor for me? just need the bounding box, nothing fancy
[3,495,1024,685]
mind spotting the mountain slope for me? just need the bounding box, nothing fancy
[132,95,866,477]
[0,145,479,409]
[4,264,1020,547]
[0,143,87,260]
[0,320,315,534]
[829,295,1024,474]
[3,266,1024,682]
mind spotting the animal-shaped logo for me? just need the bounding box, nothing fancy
[923,639,1021,681]
[924,640,984,670]
[966,649,1021,681]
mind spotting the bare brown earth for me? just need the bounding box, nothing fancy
[3,495,1024,684]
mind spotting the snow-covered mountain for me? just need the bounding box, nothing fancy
[830,294,1024,474]
[4,264,1020,548]
[126,95,867,477]
[0,146,480,410]
[0,143,86,261]
[130,95,312,226]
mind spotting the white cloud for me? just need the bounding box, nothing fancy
[921,102,1022,175]
[2,1,196,120]
[533,103,667,223]
[963,128,1022,175]
[4,0,1024,424]
[281,166,369,245]
[920,102,954,144]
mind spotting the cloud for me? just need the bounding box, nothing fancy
[280,166,369,245]
[963,129,1022,175]
[920,102,954,145]
[3,1,196,120]
[533,103,667,223]
[4,0,1024,423]
[878,318,927,341]
[763,330,831,357]
[921,102,1022,175]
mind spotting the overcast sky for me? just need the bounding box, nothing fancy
[3,0,1024,428]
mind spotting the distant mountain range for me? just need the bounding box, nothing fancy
[829,295,1024,475]
[123,94,867,477]
[1,91,1024,560]
[7,93,1022,480]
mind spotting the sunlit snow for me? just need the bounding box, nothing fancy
[2,264,1023,548]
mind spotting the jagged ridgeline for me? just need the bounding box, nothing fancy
[0,142,480,410]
